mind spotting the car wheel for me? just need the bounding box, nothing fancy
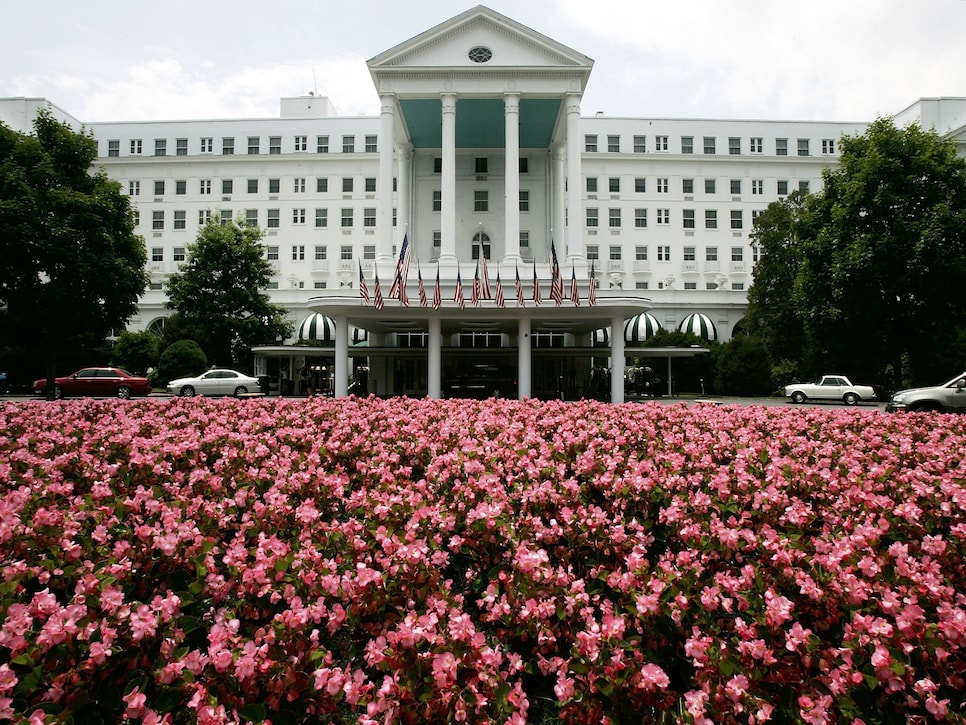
[116,385,132,400]
[843,392,859,406]
[234,386,248,397]
[53,385,64,400]
[791,391,806,404]
[909,402,941,413]
[179,385,195,397]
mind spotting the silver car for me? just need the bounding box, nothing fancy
[887,372,966,413]
[166,369,261,397]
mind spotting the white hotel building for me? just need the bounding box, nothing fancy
[3,6,965,401]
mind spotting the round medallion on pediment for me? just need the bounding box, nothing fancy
[468,46,492,63]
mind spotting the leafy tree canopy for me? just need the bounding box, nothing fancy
[164,219,292,368]
[0,110,148,395]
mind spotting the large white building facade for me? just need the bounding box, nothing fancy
[3,6,966,401]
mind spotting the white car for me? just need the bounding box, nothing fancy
[784,375,876,406]
[166,369,261,397]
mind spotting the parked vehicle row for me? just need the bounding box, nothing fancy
[31,367,261,399]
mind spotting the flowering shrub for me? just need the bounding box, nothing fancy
[0,396,964,724]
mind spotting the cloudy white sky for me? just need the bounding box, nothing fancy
[2,0,965,124]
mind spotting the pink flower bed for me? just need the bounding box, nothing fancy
[0,397,964,724]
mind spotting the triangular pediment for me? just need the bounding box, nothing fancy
[368,5,593,77]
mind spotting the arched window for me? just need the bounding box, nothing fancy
[472,231,491,260]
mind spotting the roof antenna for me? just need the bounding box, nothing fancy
[313,67,318,96]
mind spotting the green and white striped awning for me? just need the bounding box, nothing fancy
[624,313,662,344]
[678,313,717,342]
[592,327,610,347]
[298,313,336,343]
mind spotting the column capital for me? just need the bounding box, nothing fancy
[565,92,582,115]
[503,91,521,111]
[441,92,458,112]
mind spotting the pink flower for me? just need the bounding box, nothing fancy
[122,687,147,718]
[639,663,670,691]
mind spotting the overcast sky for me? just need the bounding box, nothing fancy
[2,0,964,124]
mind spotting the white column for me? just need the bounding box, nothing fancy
[518,316,531,399]
[428,317,442,399]
[504,92,521,261]
[551,146,566,256]
[377,93,396,263]
[610,313,625,404]
[397,144,412,253]
[439,92,458,262]
[334,315,349,398]
[565,93,584,262]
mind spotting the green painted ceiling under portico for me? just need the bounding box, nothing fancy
[399,98,561,149]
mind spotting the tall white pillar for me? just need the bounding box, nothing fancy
[565,93,584,262]
[551,146,566,257]
[335,315,349,398]
[377,93,396,263]
[428,317,442,399]
[518,316,531,400]
[504,92,521,261]
[439,92,458,262]
[397,144,412,253]
[610,313,625,404]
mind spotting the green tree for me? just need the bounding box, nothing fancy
[157,339,207,384]
[713,335,774,396]
[111,330,162,377]
[164,219,292,368]
[0,111,148,398]
[796,118,966,388]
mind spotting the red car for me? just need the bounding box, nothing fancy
[32,367,153,400]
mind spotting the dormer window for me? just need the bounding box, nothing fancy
[468,46,492,63]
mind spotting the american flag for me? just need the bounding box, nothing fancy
[417,265,428,307]
[588,260,597,306]
[471,267,481,306]
[515,263,525,307]
[570,266,580,306]
[532,262,542,306]
[550,239,564,305]
[397,269,409,307]
[454,270,465,309]
[433,265,442,310]
[495,271,506,308]
[359,260,371,305]
[480,253,491,299]
[373,271,385,310]
[388,233,410,298]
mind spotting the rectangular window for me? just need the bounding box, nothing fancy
[317,135,329,153]
[519,190,530,212]
[655,135,669,151]
[776,138,788,156]
[777,180,789,195]
[173,247,185,262]
[342,135,355,153]
[658,246,671,261]
[221,179,233,195]
[266,246,279,261]
[175,138,187,156]
[634,208,647,228]
[584,134,598,152]
[152,211,164,230]
[269,178,280,194]
[292,245,305,261]
[728,137,741,155]
[635,177,646,193]
[608,208,621,228]
[294,178,306,193]
[475,157,488,174]
[314,245,327,261]
[267,209,279,228]
[220,209,232,224]
[474,190,488,212]
[342,177,353,193]
[822,138,835,155]
[154,180,165,196]
[684,282,698,290]
[633,135,646,153]
[175,180,186,195]
[706,246,718,261]
[341,208,353,227]
[128,181,140,196]
[315,208,328,228]
[294,135,307,152]
[200,137,213,153]
[731,210,743,229]
[586,177,598,193]
[247,137,260,154]
[316,178,328,193]
[199,179,211,195]
[222,137,234,155]
[132,210,140,226]
[365,177,376,193]
[682,178,694,194]
[703,137,716,154]
[705,179,716,194]
[683,246,696,261]
[130,139,142,155]
[750,137,763,153]
[363,245,376,260]
[432,190,442,212]
[365,135,377,153]
[752,179,763,195]
[635,245,648,261]
[364,208,376,227]
[433,157,442,173]
[799,180,810,193]
[681,136,693,154]
[683,209,695,229]
[154,139,167,156]
[269,136,281,154]
[247,179,258,194]
[608,177,620,193]
[340,245,353,260]
[657,178,669,193]
[519,157,529,173]
[607,135,620,152]
[586,244,599,260]
[586,208,599,227]
[609,245,622,260]
[732,247,744,262]
[198,210,211,225]
[292,208,305,224]
[151,247,163,262]
[657,209,670,225]
[797,138,810,156]
[705,210,718,229]
[107,139,120,157]
[245,209,257,227]
[730,179,741,195]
